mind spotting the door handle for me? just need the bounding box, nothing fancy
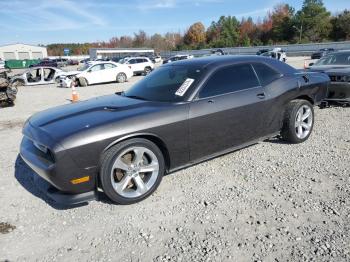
[207,99,214,104]
[257,93,265,99]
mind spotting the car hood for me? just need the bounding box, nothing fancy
[28,94,162,145]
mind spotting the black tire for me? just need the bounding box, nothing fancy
[78,77,88,87]
[116,73,127,83]
[281,99,314,144]
[100,138,165,205]
[144,67,151,75]
[55,76,60,83]
[12,79,24,87]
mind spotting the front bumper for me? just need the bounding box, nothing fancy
[31,172,97,205]
[20,132,98,205]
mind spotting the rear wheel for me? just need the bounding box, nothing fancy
[281,100,314,143]
[100,138,165,204]
[116,73,127,83]
[144,67,151,75]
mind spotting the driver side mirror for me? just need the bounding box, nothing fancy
[309,63,314,67]
[87,69,92,73]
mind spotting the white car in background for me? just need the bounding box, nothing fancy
[60,61,133,87]
[10,67,68,86]
[154,55,162,63]
[260,47,287,62]
[0,60,5,69]
[121,57,154,75]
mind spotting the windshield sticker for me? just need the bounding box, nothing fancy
[175,78,195,96]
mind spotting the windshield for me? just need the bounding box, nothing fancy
[78,64,90,71]
[314,52,350,66]
[123,65,204,102]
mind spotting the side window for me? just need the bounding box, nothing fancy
[136,59,144,63]
[104,63,116,69]
[90,64,104,72]
[128,59,136,64]
[252,63,281,86]
[199,64,259,98]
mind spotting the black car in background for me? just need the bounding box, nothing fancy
[256,49,270,55]
[311,48,335,60]
[308,50,350,105]
[163,55,192,64]
[29,59,58,68]
[20,56,329,205]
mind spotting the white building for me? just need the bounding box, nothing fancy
[0,43,48,60]
[89,48,154,59]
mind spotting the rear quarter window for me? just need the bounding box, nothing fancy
[252,63,281,86]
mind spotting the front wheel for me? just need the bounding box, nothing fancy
[78,77,88,87]
[12,80,24,87]
[280,100,314,143]
[100,138,165,204]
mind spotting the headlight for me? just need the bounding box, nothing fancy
[33,141,47,154]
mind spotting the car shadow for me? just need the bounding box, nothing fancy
[14,155,88,210]
[264,136,289,144]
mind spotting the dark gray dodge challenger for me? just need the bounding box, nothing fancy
[20,56,330,205]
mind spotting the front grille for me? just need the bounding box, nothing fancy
[329,75,350,83]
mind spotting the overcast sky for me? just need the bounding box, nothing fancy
[0,0,348,45]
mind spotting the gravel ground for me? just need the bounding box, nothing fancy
[0,57,349,261]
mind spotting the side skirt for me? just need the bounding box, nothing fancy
[168,132,280,174]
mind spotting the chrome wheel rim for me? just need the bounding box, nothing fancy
[111,146,159,198]
[117,74,125,82]
[295,105,313,139]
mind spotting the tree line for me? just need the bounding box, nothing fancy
[47,0,350,56]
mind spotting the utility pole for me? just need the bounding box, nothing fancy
[293,25,303,43]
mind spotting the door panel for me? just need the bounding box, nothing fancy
[189,87,268,161]
[87,64,104,84]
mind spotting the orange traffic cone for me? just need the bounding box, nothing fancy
[71,84,79,102]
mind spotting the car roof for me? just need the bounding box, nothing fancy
[163,55,297,74]
[89,61,119,65]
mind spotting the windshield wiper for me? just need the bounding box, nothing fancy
[115,91,148,101]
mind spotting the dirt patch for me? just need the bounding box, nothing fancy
[0,222,16,234]
[0,120,24,131]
